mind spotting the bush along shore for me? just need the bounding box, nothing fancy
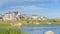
[0,26,28,34]
[0,19,60,26]
[0,19,60,34]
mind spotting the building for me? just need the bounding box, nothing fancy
[20,14,28,20]
[0,14,3,20]
[32,14,38,20]
[40,16,47,20]
[3,11,18,20]
[38,17,41,20]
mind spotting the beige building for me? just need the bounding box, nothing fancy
[40,16,47,20]
[3,11,18,20]
[32,14,38,20]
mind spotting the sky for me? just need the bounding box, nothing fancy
[0,0,60,18]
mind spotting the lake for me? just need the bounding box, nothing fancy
[19,24,60,34]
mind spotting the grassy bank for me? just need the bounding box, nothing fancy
[0,19,60,34]
[0,27,28,34]
[0,19,60,26]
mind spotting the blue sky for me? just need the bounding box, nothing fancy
[0,0,60,18]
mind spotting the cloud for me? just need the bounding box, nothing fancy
[1,5,47,14]
[19,0,59,2]
[8,5,45,11]
[0,0,59,7]
[0,0,59,12]
[0,5,44,12]
[0,0,8,7]
[23,0,59,3]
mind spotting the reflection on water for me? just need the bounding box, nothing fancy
[20,24,60,34]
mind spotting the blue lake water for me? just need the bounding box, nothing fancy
[19,24,60,34]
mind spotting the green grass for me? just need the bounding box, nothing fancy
[0,27,28,34]
[0,19,60,34]
[0,19,60,26]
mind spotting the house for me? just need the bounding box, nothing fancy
[0,14,3,20]
[3,11,18,20]
[40,16,47,20]
[38,17,41,20]
[32,14,38,20]
[20,14,28,20]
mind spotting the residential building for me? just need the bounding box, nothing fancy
[40,16,47,20]
[20,14,28,20]
[32,14,38,20]
[38,17,41,20]
[3,11,18,20]
[0,14,3,20]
